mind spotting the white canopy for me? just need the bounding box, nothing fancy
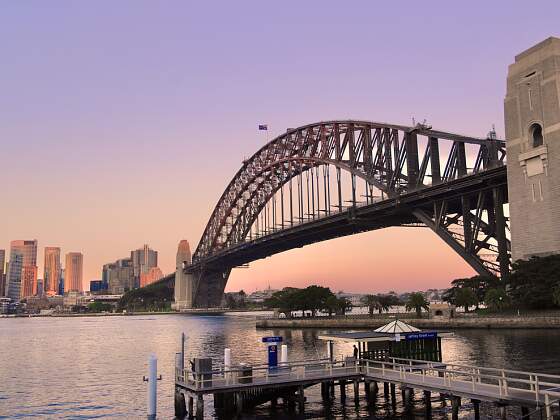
[374,319,420,334]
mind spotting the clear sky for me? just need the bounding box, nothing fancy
[1,1,559,293]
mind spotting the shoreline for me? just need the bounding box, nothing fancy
[255,315,560,329]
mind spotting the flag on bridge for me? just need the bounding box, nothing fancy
[258,124,268,131]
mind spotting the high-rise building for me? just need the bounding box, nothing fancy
[43,247,61,295]
[6,240,38,301]
[6,254,23,301]
[131,244,158,288]
[64,252,83,293]
[20,265,38,298]
[0,249,5,297]
[104,258,134,294]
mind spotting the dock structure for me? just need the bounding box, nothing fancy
[174,356,560,419]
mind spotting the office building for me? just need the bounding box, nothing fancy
[44,247,61,295]
[90,279,108,294]
[0,249,5,297]
[6,240,38,301]
[131,244,158,288]
[104,258,134,294]
[64,252,83,293]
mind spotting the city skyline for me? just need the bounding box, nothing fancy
[1,2,559,293]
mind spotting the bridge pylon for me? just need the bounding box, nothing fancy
[505,37,560,261]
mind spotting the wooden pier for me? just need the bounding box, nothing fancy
[174,356,560,419]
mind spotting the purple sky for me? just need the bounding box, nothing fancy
[1,1,559,292]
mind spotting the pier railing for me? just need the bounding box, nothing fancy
[361,357,560,415]
[176,358,360,390]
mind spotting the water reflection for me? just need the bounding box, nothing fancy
[1,314,560,418]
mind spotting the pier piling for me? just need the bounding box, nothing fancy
[196,394,203,419]
[390,383,396,410]
[521,406,529,419]
[451,396,461,420]
[174,390,187,418]
[353,379,359,403]
[188,395,193,419]
[472,399,480,420]
[424,390,432,417]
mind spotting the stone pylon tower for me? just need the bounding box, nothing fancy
[173,240,193,310]
[505,37,560,261]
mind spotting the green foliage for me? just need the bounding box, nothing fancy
[405,292,429,318]
[118,280,173,312]
[507,255,560,309]
[88,301,113,313]
[443,275,498,309]
[361,294,401,316]
[264,285,347,317]
[454,287,478,312]
[484,288,510,311]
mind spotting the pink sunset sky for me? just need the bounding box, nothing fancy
[1,1,559,293]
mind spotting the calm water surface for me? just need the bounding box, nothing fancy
[1,314,560,419]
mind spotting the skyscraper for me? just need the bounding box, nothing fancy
[104,258,134,294]
[64,252,83,293]
[6,240,38,301]
[0,249,5,297]
[44,247,61,295]
[131,244,158,288]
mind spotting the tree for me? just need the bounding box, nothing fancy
[454,287,478,312]
[324,295,339,317]
[484,288,509,311]
[444,275,498,309]
[507,255,560,309]
[88,301,113,313]
[361,294,381,316]
[336,297,353,315]
[405,292,429,318]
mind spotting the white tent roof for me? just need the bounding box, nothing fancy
[374,319,421,334]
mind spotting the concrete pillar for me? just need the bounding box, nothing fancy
[505,37,560,261]
[472,399,481,420]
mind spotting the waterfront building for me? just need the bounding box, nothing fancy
[64,252,83,293]
[0,249,5,297]
[335,292,365,307]
[89,279,108,294]
[139,266,163,287]
[6,240,38,301]
[43,247,61,295]
[131,244,158,288]
[104,258,134,294]
[58,269,65,295]
[246,286,278,304]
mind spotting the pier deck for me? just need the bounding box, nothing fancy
[175,357,560,418]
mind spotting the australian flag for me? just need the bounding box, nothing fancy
[258,124,268,131]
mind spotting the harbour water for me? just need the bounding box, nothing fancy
[1,313,560,419]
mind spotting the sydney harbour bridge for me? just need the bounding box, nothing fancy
[173,120,510,308]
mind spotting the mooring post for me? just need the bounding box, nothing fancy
[146,354,157,420]
[196,394,204,419]
[472,399,481,420]
[451,396,460,420]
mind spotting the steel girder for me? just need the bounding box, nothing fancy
[187,121,508,306]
